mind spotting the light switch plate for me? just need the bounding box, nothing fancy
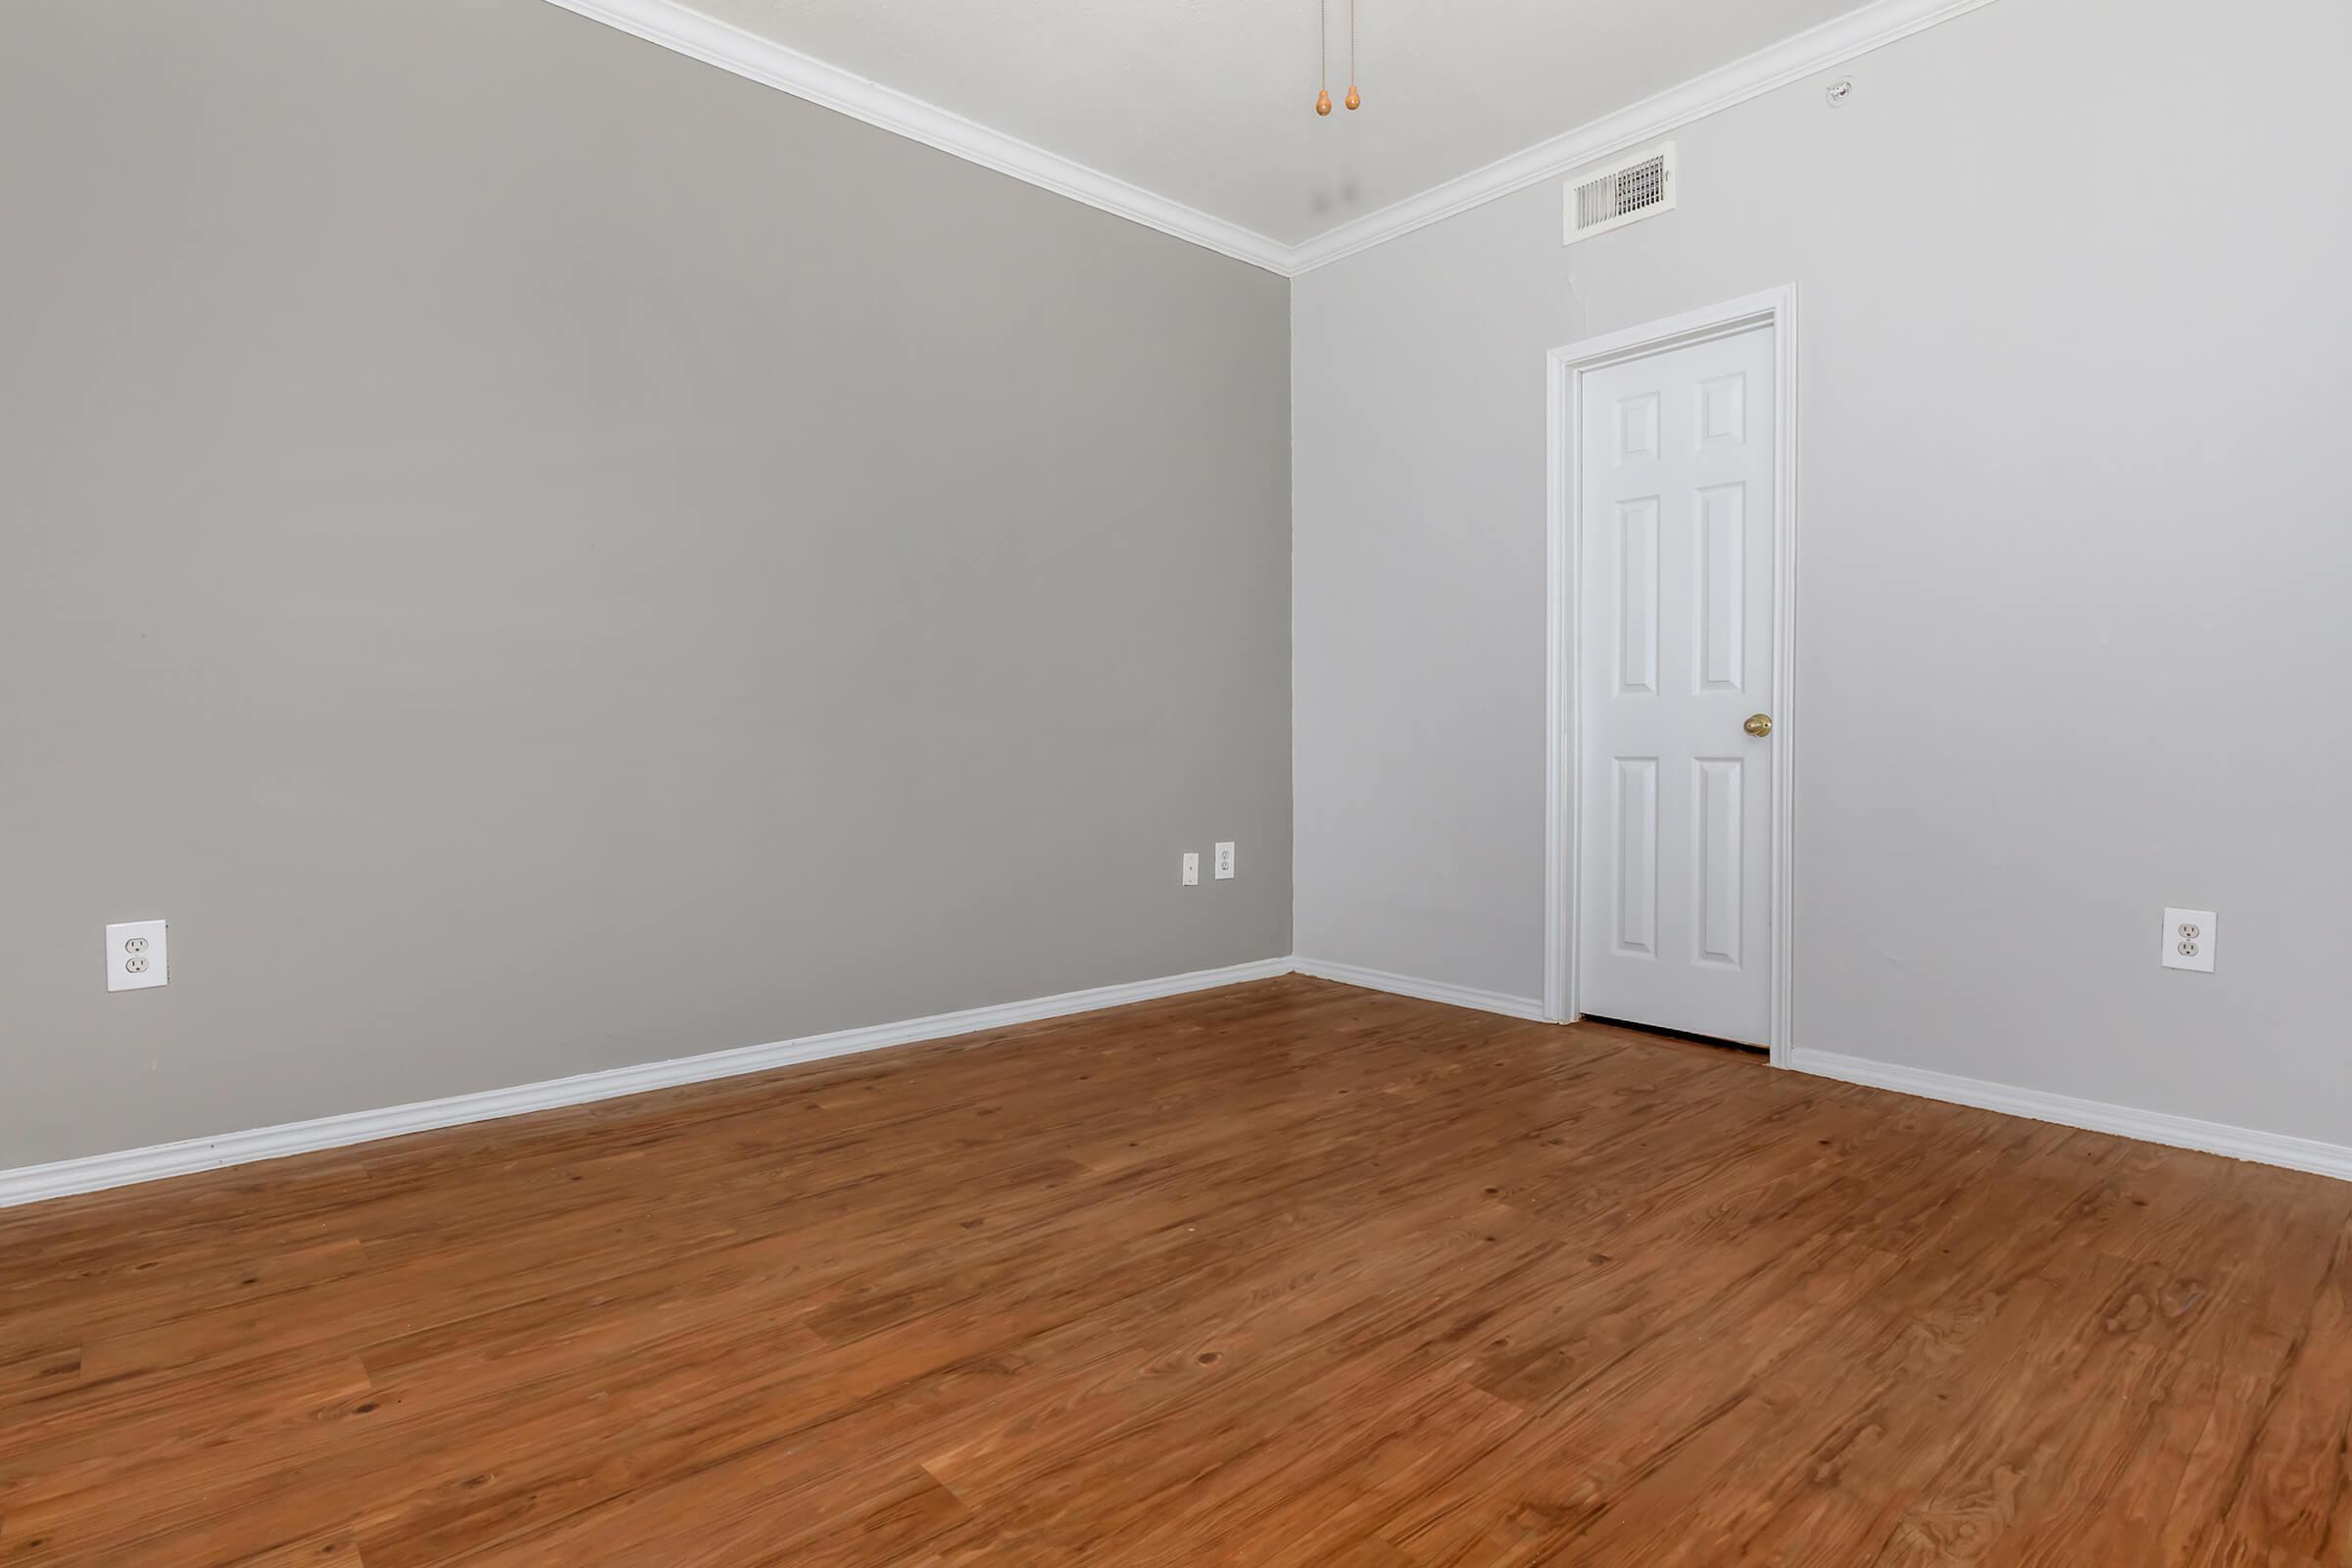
[1181,853,1200,887]
[2161,908,2215,973]
[107,919,170,992]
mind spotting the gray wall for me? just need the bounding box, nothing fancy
[1,0,1292,1167]
[1296,0,2352,1143]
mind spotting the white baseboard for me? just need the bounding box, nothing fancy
[41,960,2331,1210]
[1789,1048,2352,1185]
[1292,957,1550,1023]
[0,956,1296,1211]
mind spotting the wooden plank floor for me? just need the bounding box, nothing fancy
[4,976,2349,1566]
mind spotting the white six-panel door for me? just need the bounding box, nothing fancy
[1577,324,1777,1045]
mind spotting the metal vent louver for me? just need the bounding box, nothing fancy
[1563,143,1677,244]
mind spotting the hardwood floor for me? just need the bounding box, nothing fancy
[4,976,2349,1566]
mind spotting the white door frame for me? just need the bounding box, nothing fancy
[1544,285,1799,1065]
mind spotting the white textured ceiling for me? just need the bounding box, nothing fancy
[686,0,1876,248]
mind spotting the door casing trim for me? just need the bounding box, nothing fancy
[1544,285,1800,1065]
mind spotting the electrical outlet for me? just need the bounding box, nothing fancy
[1213,842,1236,880]
[107,919,170,992]
[1181,853,1200,887]
[2161,907,2216,973]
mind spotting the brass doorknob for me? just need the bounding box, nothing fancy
[1743,713,1773,738]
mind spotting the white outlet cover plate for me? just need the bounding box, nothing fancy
[1181,853,1200,887]
[1214,842,1236,880]
[2161,907,2216,973]
[107,919,170,992]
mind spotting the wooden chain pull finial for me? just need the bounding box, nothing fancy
[1345,0,1360,109]
[1315,2,1332,114]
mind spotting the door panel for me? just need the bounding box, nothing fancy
[1616,498,1658,694]
[1695,484,1745,692]
[1613,757,1658,956]
[1693,756,1743,967]
[1577,324,1776,1045]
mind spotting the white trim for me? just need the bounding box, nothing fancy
[1293,957,1549,1022]
[541,0,2003,278]
[0,956,1295,1210]
[536,0,1293,274]
[24,946,2338,1210]
[1286,0,2007,273]
[1544,286,1800,1065]
[1791,1049,2352,1185]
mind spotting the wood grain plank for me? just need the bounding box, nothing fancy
[1,977,2347,1566]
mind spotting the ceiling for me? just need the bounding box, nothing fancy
[680,0,1875,250]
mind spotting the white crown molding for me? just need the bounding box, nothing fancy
[537,0,1294,274]
[1293,957,1549,1022]
[0,956,1296,1210]
[1284,0,2008,273]
[544,0,2006,279]
[1791,1049,2352,1185]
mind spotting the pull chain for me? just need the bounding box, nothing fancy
[1315,1,1332,115]
[1346,1,1361,110]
